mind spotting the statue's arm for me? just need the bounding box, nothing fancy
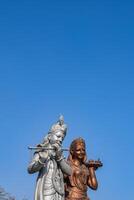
[27,152,47,174]
[58,158,72,175]
[87,167,98,190]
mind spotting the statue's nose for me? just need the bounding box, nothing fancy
[59,138,62,142]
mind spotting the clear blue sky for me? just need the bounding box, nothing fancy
[0,0,134,199]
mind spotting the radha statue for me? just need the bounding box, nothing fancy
[64,138,102,200]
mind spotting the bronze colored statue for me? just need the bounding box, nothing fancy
[64,138,102,200]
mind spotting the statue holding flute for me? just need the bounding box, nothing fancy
[28,115,71,200]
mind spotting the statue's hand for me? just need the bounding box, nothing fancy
[87,159,103,170]
[55,146,63,161]
[38,151,48,163]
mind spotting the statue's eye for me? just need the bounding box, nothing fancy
[82,149,85,151]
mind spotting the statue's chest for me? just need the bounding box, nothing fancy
[73,165,89,186]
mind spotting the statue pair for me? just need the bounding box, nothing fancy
[28,116,102,200]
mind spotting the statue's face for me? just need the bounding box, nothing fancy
[49,131,65,146]
[72,142,86,160]
[59,119,64,126]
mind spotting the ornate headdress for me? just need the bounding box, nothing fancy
[48,115,67,136]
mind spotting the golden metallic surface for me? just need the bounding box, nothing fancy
[65,138,103,200]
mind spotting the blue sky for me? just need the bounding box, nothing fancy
[0,0,134,199]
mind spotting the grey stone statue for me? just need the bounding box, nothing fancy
[28,116,71,200]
